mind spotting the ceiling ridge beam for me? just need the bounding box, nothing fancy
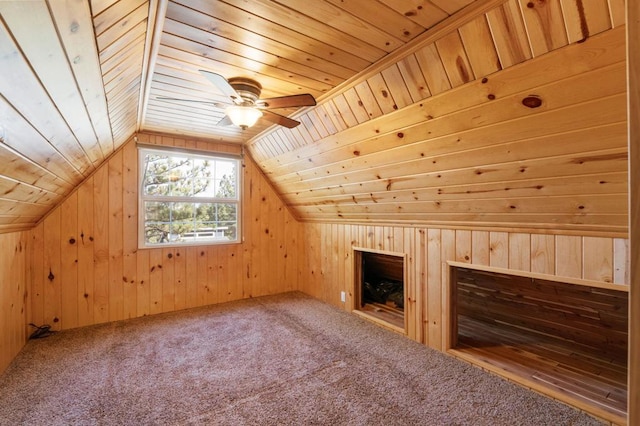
[313,0,509,104]
[137,0,168,132]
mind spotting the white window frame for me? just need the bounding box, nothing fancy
[137,145,242,249]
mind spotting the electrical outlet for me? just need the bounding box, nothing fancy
[340,291,346,302]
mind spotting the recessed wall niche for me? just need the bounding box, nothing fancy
[353,248,406,334]
[447,262,628,424]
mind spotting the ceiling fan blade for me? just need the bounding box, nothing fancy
[216,115,234,127]
[257,93,316,109]
[261,110,300,128]
[156,96,227,108]
[199,70,242,104]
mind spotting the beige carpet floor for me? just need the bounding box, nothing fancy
[0,292,605,425]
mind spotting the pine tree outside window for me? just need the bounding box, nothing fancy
[138,146,241,248]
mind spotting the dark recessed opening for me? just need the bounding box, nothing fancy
[354,249,405,331]
[449,266,628,422]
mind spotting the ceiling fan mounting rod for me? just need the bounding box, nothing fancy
[228,77,262,104]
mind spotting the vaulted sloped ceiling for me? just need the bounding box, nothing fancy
[248,0,628,235]
[142,0,481,141]
[0,0,479,232]
[0,0,141,233]
[0,0,629,235]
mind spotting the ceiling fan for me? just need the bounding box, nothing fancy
[159,70,316,130]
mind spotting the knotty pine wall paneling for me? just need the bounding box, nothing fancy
[250,9,627,236]
[627,1,639,423]
[28,132,303,331]
[300,224,629,350]
[0,231,29,374]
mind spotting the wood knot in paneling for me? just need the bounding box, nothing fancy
[522,95,543,108]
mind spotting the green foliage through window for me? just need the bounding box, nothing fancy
[138,147,240,247]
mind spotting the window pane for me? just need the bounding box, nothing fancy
[143,201,237,245]
[191,178,211,197]
[217,203,237,222]
[214,173,236,199]
[143,154,171,196]
[144,201,170,244]
[140,148,240,247]
[215,159,237,199]
[143,154,220,197]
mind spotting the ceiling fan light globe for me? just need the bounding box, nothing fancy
[226,106,263,129]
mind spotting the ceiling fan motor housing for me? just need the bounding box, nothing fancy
[228,77,262,104]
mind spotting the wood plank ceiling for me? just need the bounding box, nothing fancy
[250,0,628,235]
[0,0,477,232]
[0,0,629,235]
[143,0,480,141]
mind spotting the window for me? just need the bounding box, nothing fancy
[138,146,241,248]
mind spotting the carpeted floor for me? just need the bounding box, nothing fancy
[0,292,605,425]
